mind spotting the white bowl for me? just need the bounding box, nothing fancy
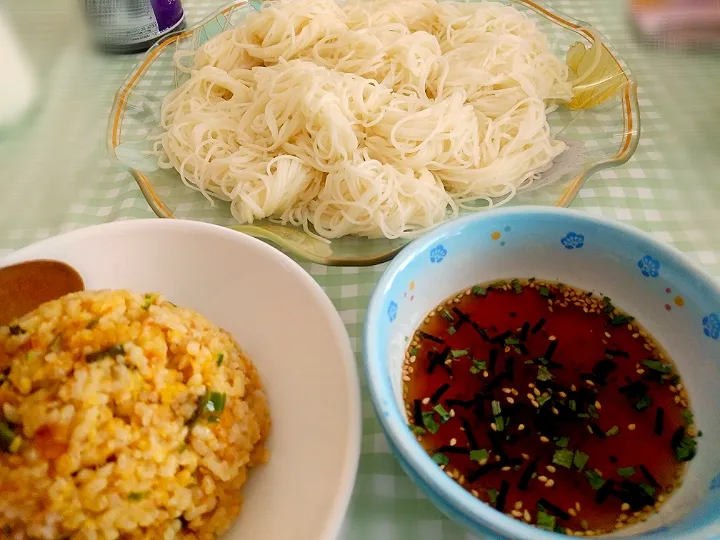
[1,219,361,540]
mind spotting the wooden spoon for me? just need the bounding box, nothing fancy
[0,260,84,326]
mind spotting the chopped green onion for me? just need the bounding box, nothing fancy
[611,315,634,325]
[491,400,502,416]
[552,448,574,468]
[536,510,556,531]
[127,492,148,501]
[555,436,570,448]
[410,424,426,435]
[451,349,468,358]
[470,360,487,374]
[432,452,449,466]
[472,286,487,296]
[207,415,221,424]
[422,411,440,434]
[433,404,450,423]
[207,392,227,414]
[447,327,456,335]
[676,437,697,462]
[588,404,599,418]
[409,347,419,356]
[511,279,522,294]
[505,336,520,345]
[216,353,225,366]
[141,294,154,310]
[0,422,21,454]
[568,400,576,412]
[585,470,605,490]
[617,467,635,478]
[639,483,656,498]
[605,425,620,437]
[603,296,614,313]
[681,409,694,425]
[536,394,550,407]
[573,451,589,471]
[494,416,505,432]
[487,489,498,505]
[539,287,550,297]
[642,359,672,374]
[635,395,653,411]
[86,344,125,363]
[441,309,454,322]
[537,366,553,381]
[470,449,490,463]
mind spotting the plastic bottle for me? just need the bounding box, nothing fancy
[84,0,186,54]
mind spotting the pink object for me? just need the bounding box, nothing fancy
[631,0,720,47]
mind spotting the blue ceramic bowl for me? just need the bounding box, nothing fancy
[364,207,720,540]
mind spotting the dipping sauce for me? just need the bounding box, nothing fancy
[403,279,698,536]
[0,260,84,326]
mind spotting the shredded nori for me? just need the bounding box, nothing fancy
[470,320,490,342]
[517,459,537,490]
[8,325,25,336]
[639,465,660,488]
[595,478,616,504]
[488,348,498,374]
[592,359,618,383]
[413,399,423,427]
[670,426,686,450]
[618,380,649,398]
[537,498,570,520]
[520,321,530,341]
[446,398,475,408]
[418,331,444,344]
[427,346,451,375]
[483,373,508,394]
[490,330,512,344]
[496,480,510,513]
[436,445,471,454]
[451,307,471,330]
[605,348,630,358]
[86,344,125,363]
[461,418,479,450]
[430,383,451,404]
[654,407,665,436]
[589,423,607,439]
[531,318,546,334]
[544,340,558,361]
[504,357,515,382]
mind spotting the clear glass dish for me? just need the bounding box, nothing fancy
[108,0,640,266]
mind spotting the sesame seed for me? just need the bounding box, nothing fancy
[491,423,498,431]
[403,375,410,381]
[540,436,549,443]
[571,384,577,392]
[514,501,523,510]
[495,455,502,462]
[531,400,540,408]
[568,508,577,517]
[522,453,530,460]
[479,459,488,466]
[674,395,681,404]
[548,335,557,341]
[632,333,639,338]
[511,510,523,518]
[533,388,541,397]
[422,397,430,405]
[548,306,553,312]
[528,383,535,388]
[604,332,611,338]
[546,465,556,473]
[545,479,555,488]
[628,424,636,431]
[507,397,515,404]
[523,509,531,522]
[585,379,595,387]
[527,393,535,400]
[538,475,548,482]
[551,407,559,415]
[518,424,525,431]
[450,438,457,446]
[676,383,683,391]
[511,389,518,396]
[594,400,602,410]
[575,502,581,511]
[558,391,567,398]
[502,387,511,394]
[669,386,678,393]
[501,466,511,471]
[483,371,489,378]
[471,489,479,497]
[449,409,456,417]
[621,503,630,511]
[636,369,645,375]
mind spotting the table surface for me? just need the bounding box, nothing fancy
[2,0,720,538]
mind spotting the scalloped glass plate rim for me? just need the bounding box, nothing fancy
[107,0,641,267]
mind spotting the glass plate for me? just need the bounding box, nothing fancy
[108,0,640,266]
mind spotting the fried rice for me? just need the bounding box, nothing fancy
[0,290,270,540]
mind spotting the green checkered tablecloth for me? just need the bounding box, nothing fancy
[2,0,719,537]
